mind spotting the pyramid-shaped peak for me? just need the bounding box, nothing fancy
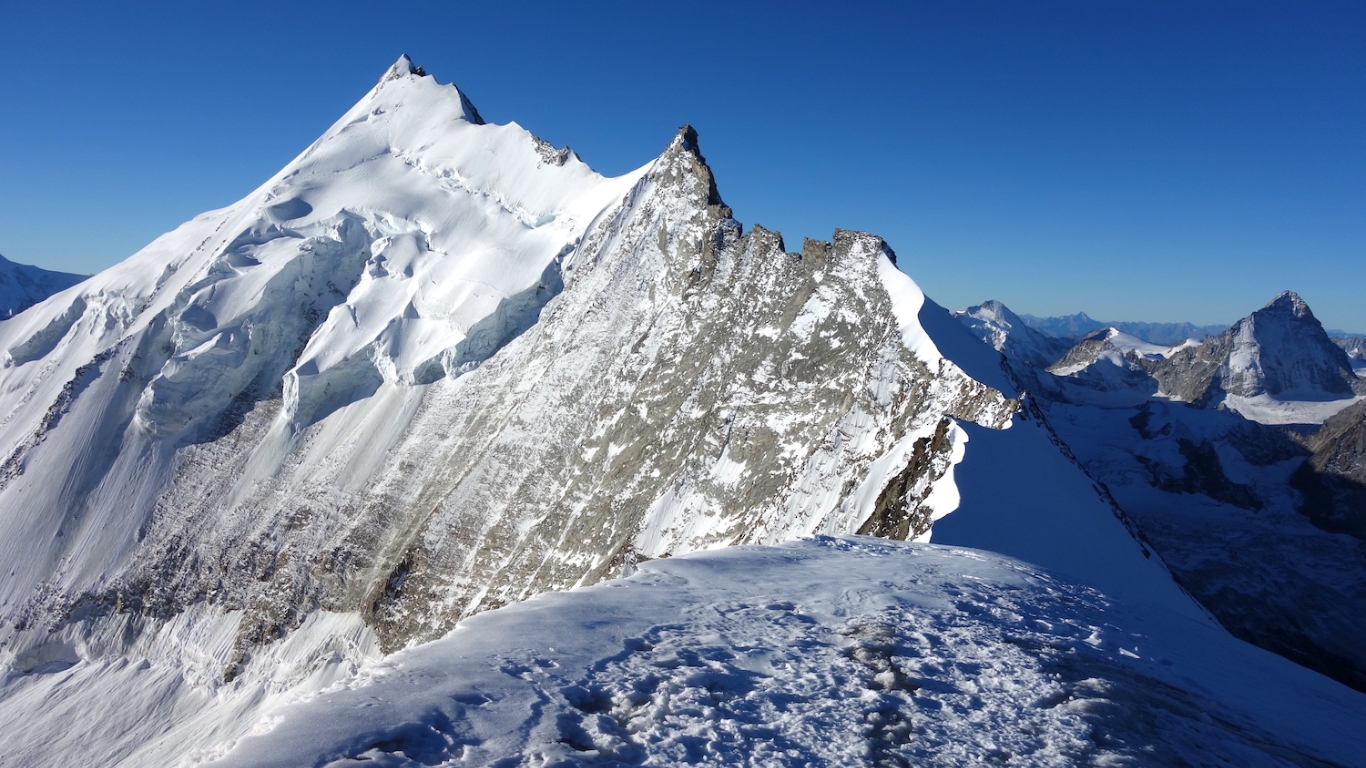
[660,125,727,214]
[1260,290,1312,320]
[967,300,1017,323]
[382,54,427,83]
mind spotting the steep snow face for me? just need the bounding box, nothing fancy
[0,56,1017,718]
[0,57,640,628]
[953,300,1072,370]
[0,254,86,319]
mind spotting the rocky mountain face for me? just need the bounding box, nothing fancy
[0,254,86,319]
[0,58,1016,699]
[1292,398,1366,540]
[1335,335,1366,371]
[1142,291,1365,404]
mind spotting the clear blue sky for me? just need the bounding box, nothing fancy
[2,1,1363,331]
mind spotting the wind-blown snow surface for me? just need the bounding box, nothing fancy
[0,253,87,319]
[162,538,1366,767]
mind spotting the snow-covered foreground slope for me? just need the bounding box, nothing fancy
[94,537,1361,767]
[0,253,86,318]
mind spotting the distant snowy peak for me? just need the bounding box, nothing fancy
[1077,327,1189,360]
[1335,336,1366,371]
[954,299,1072,369]
[960,292,1360,419]
[1217,290,1358,398]
[0,254,86,319]
[1145,290,1364,410]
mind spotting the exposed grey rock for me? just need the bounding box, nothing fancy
[3,128,1015,678]
[1291,399,1366,540]
[1143,291,1364,404]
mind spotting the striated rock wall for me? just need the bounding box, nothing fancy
[3,127,1014,684]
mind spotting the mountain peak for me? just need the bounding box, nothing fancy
[1263,290,1311,319]
[382,54,426,82]
[663,125,729,216]
[375,55,483,125]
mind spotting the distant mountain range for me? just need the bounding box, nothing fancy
[0,254,86,318]
[1017,311,1228,345]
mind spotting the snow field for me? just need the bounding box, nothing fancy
[207,537,1364,767]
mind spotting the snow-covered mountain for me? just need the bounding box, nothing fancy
[0,58,1085,762]
[3,57,1364,766]
[982,291,1363,421]
[0,253,87,319]
[1143,291,1365,420]
[953,300,1073,369]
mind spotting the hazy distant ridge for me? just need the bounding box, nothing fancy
[1019,311,1227,345]
[0,254,87,319]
